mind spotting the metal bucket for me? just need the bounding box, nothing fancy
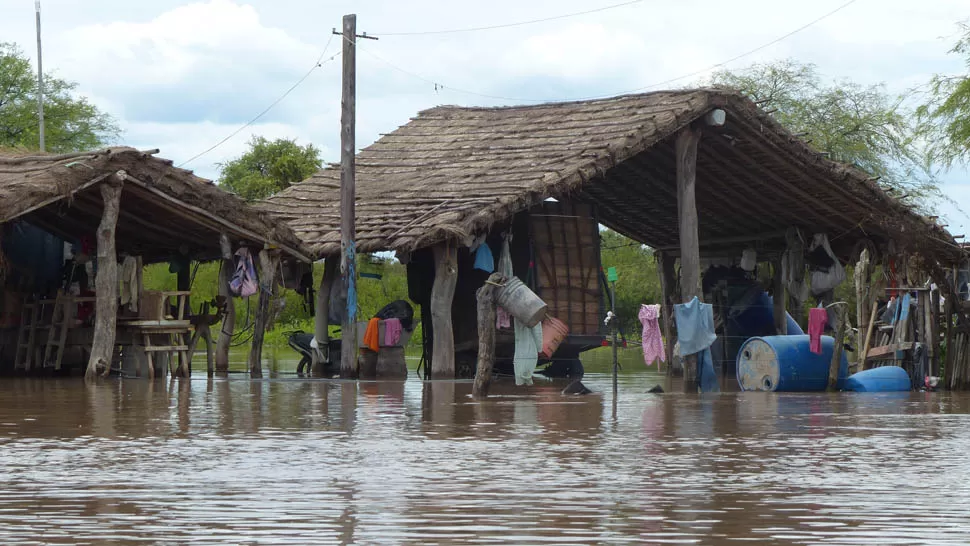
[737,335,848,392]
[496,276,547,328]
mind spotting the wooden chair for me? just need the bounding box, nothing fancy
[119,290,194,379]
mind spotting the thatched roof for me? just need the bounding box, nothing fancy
[0,147,311,263]
[261,89,958,263]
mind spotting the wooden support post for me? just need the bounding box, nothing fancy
[854,249,871,370]
[86,176,123,380]
[338,13,359,379]
[215,235,234,374]
[675,126,702,393]
[473,273,504,398]
[658,251,679,377]
[827,306,847,391]
[772,260,787,335]
[860,303,878,371]
[248,249,280,378]
[930,288,940,378]
[312,258,338,376]
[430,243,458,379]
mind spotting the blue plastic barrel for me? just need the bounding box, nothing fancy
[737,335,849,392]
[844,366,911,392]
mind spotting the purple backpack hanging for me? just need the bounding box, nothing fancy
[230,247,259,298]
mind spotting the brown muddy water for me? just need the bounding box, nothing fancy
[1,357,969,545]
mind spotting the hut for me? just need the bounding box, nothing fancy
[260,89,962,388]
[0,147,311,379]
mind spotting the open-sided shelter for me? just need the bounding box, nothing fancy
[262,89,961,387]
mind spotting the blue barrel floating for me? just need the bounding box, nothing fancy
[844,366,911,392]
[737,335,848,392]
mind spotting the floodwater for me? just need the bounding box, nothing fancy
[1,353,969,545]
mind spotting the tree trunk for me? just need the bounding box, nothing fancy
[473,273,504,398]
[430,243,458,379]
[86,177,123,380]
[215,234,234,374]
[248,249,280,378]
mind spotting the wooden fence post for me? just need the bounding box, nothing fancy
[473,273,504,398]
[215,234,234,374]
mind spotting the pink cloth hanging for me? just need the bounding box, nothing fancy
[639,304,665,366]
[808,308,828,354]
[384,318,403,346]
[496,306,511,329]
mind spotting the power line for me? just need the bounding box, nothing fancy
[371,0,643,36]
[358,0,859,104]
[178,35,340,169]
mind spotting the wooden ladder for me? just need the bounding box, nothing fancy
[14,300,39,371]
[42,293,74,371]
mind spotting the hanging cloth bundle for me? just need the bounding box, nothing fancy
[229,248,259,298]
[808,234,846,296]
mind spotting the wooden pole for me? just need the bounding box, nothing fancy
[248,249,280,378]
[35,0,45,151]
[772,260,787,335]
[658,251,678,377]
[854,249,871,369]
[215,234,234,374]
[339,13,359,379]
[312,257,338,376]
[86,176,123,380]
[675,126,702,393]
[860,303,878,371]
[827,305,847,391]
[473,273,504,398]
[430,242,458,379]
[930,288,940,378]
[611,278,619,400]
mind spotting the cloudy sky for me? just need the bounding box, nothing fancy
[2,0,968,229]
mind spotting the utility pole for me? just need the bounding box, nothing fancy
[333,14,376,379]
[35,0,45,151]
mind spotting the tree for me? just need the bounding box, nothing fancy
[708,59,938,208]
[918,22,970,168]
[0,42,119,152]
[218,136,322,201]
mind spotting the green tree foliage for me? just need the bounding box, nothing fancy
[0,43,119,152]
[218,136,322,201]
[918,22,970,168]
[599,229,660,338]
[709,59,938,207]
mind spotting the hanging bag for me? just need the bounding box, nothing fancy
[229,247,259,298]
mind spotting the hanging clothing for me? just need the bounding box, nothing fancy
[673,297,717,356]
[514,320,542,386]
[496,234,513,329]
[638,304,664,366]
[384,318,403,346]
[808,307,828,354]
[473,243,494,273]
[697,348,719,393]
[363,317,380,352]
[740,248,757,272]
[119,256,139,312]
[674,297,719,393]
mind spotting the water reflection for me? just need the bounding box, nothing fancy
[0,373,969,544]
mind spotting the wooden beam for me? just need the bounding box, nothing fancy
[0,172,112,224]
[249,249,280,378]
[215,234,234,374]
[86,176,123,380]
[676,125,702,393]
[866,342,915,359]
[312,258,338,376]
[430,242,458,379]
[121,174,312,263]
[772,260,787,335]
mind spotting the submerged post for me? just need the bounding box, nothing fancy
[312,257,338,376]
[249,248,280,378]
[473,273,504,398]
[431,243,458,378]
[675,126,702,393]
[215,234,234,374]
[339,13,359,379]
[827,305,847,391]
[86,174,124,380]
[657,251,678,377]
[608,266,619,400]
